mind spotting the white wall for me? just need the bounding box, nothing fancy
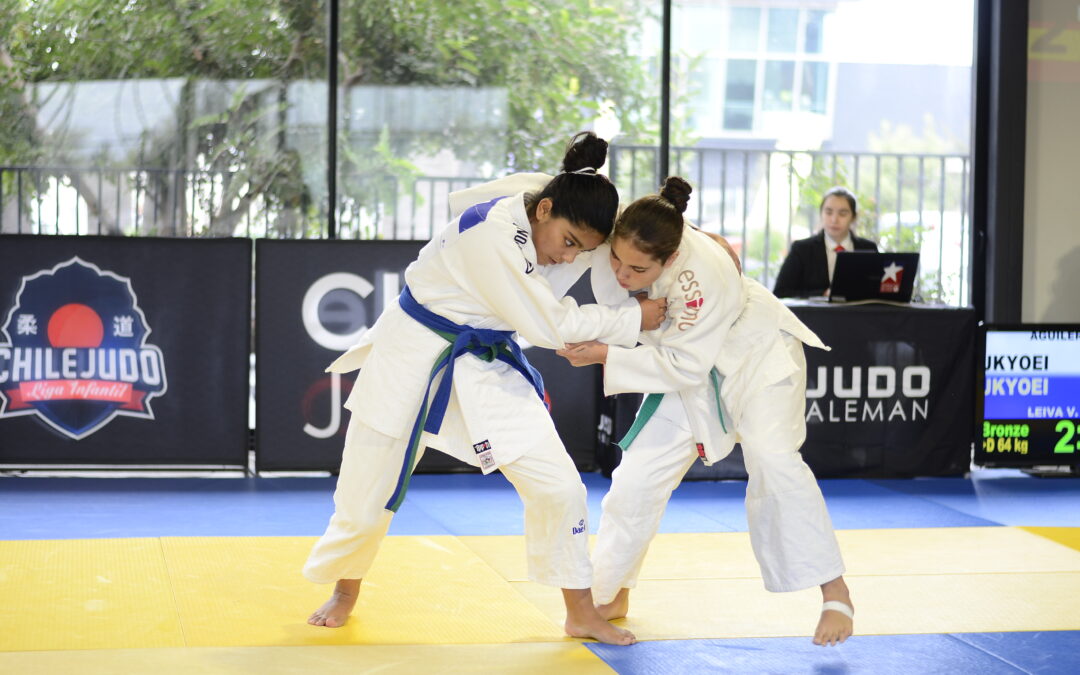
[1023,1,1080,322]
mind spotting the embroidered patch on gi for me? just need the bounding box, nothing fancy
[473,439,496,472]
[572,519,586,535]
[695,442,706,459]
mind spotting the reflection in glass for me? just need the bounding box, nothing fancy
[805,10,826,54]
[724,59,756,131]
[767,8,799,53]
[763,60,795,111]
[802,62,829,113]
[729,7,760,52]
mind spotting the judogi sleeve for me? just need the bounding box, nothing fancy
[443,220,642,349]
[603,248,744,396]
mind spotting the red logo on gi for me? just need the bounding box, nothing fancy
[880,262,904,294]
[685,297,704,309]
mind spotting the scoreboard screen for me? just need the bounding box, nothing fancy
[977,326,1080,467]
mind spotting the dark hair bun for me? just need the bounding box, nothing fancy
[562,131,609,173]
[659,176,692,214]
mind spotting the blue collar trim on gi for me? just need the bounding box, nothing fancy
[458,196,506,233]
[384,285,545,512]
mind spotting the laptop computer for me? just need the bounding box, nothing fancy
[829,251,920,303]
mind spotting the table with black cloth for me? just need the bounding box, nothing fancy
[597,302,976,479]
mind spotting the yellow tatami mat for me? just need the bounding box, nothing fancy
[3,527,1080,654]
[462,527,1080,581]
[0,643,612,675]
[0,538,184,652]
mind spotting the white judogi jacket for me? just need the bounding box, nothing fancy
[596,225,828,465]
[326,174,642,471]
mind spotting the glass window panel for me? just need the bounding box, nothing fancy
[804,10,827,54]
[724,59,756,130]
[337,1,660,238]
[766,8,799,53]
[678,6,727,54]
[763,60,795,111]
[2,0,328,237]
[801,62,829,113]
[729,7,760,52]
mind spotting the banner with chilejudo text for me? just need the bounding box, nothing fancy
[0,235,251,466]
[254,239,602,472]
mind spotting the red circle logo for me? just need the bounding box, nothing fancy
[47,303,105,348]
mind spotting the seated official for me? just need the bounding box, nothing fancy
[773,187,878,298]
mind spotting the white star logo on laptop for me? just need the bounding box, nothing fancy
[882,262,903,282]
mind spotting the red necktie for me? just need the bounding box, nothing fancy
[834,245,845,252]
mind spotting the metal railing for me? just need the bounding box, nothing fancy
[1,145,972,304]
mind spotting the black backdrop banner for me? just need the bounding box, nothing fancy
[254,240,602,472]
[792,304,974,477]
[0,235,251,466]
[600,304,975,479]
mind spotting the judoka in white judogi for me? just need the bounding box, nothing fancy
[573,221,848,606]
[303,173,644,592]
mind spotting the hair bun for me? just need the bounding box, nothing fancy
[659,176,691,214]
[562,131,609,173]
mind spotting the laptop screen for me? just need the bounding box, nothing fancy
[830,252,920,302]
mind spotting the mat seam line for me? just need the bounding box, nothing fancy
[157,537,190,647]
[864,480,1007,526]
[453,535,578,641]
[944,633,1034,675]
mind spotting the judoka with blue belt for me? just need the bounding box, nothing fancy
[303,133,664,646]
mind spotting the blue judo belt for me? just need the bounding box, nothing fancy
[384,285,545,512]
[617,368,728,453]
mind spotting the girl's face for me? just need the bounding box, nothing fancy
[531,198,604,265]
[609,236,674,291]
[820,195,856,241]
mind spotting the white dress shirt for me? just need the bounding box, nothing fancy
[825,232,854,282]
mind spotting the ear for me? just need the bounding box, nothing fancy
[663,250,680,268]
[535,198,553,221]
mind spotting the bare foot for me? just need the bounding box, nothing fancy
[814,576,854,646]
[596,588,630,621]
[308,578,361,628]
[563,588,636,645]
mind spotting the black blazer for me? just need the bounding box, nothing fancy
[772,230,878,298]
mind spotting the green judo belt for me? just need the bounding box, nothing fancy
[617,368,728,452]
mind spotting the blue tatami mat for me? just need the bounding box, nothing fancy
[873,471,1080,527]
[588,631,1080,675]
[0,477,338,539]
[667,477,1001,531]
[5,469,1080,540]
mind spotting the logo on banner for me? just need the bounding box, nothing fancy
[805,365,930,424]
[0,257,167,439]
[880,262,904,293]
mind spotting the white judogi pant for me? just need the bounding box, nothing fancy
[303,415,593,589]
[592,335,845,604]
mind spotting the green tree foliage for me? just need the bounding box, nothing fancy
[1,0,651,235]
